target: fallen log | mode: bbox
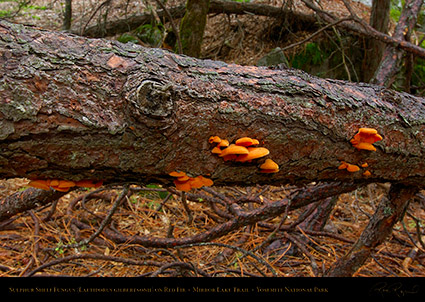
[1,20,425,188]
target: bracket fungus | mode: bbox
[259,159,279,173]
[209,135,277,173]
[169,171,214,192]
[350,128,382,151]
[28,179,103,192]
[235,147,270,163]
[338,161,360,173]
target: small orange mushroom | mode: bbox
[346,163,360,173]
[235,147,270,162]
[338,162,348,170]
[361,162,368,168]
[209,136,221,144]
[173,180,192,192]
[363,170,372,177]
[169,171,187,177]
[28,180,50,190]
[259,159,279,173]
[211,147,222,154]
[217,139,229,148]
[58,180,76,188]
[177,175,190,182]
[219,144,249,157]
[350,128,382,151]
[338,161,360,172]
[235,137,254,147]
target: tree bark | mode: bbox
[179,0,209,57]
[371,0,423,86]
[362,0,390,82]
[1,20,425,187]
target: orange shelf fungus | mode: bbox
[28,180,50,190]
[361,162,368,168]
[209,136,221,144]
[28,179,102,192]
[169,171,187,177]
[259,159,279,173]
[338,161,360,173]
[217,139,229,148]
[219,144,249,157]
[169,171,214,192]
[346,164,360,173]
[350,128,382,151]
[236,147,270,163]
[363,170,372,177]
[211,147,222,155]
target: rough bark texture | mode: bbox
[1,20,425,187]
[326,184,419,276]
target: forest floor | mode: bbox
[0,0,425,278]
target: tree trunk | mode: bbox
[371,0,423,86]
[362,0,390,82]
[179,0,209,57]
[1,20,425,187]
[62,0,72,31]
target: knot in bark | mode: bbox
[132,79,174,119]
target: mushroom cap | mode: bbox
[235,137,254,146]
[198,175,213,187]
[346,164,360,172]
[354,142,377,151]
[361,162,368,168]
[58,180,76,188]
[28,180,50,190]
[338,162,348,170]
[217,139,229,148]
[211,147,222,154]
[209,136,221,144]
[177,175,190,182]
[169,171,187,177]
[363,170,372,177]
[219,144,249,157]
[358,128,378,135]
[48,179,60,187]
[260,159,279,171]
[173,179,191,192]
[235,147,270,162]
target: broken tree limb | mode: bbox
[79,0,316,38]
[372,0,423,86]
[1,20,425,187]
[326,183,419,277]
[0,187,68,223]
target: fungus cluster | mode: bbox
[338,128,382,177]
[169,171,213,192]
[209,136,279,173]
[338,161,372,177]
[28,179,103,192]
[350,128,382,151]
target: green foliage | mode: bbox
[290,42,328,70]
[134,23,164,48]
[117,33,139,44]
